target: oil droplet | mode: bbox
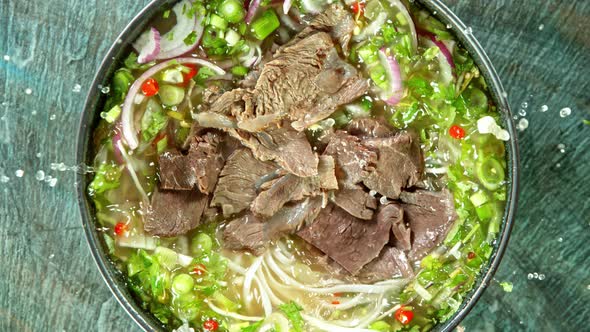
[3,55,10,61]
[517,118,529,131]
[0,175,9,183]
[15,170,24,177]
[49,114,56,121]
[538,24,545,31]
[540,105,548,112]
[36,170,45,181]
[25,88,33,95]
[101,86,111,94]
[73,84,82,93]
[559,107,571,117]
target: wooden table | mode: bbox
[1,0,588,330]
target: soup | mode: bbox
[88,0,510,331]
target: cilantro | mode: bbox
[278,301,304,332]
[123,52,155,71]
[88,162,122,195]
[195,66,217,86]
[167,32,175,41]
[499,281,513,293]
[141,100,168,142]
[382,23,397,45]
[183,31,198,46]
[241,321,263,332]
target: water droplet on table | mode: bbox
[25,88,33,95]
[101,86,111,94]
[73,84,82,93]
[517,118,529,131]
[36,152,43,158]
[538,274,546,280]
[538,24,545,31]
[557,143,566,153]
[49,114,56,121]
[557,237,563,242]
[0,175,9,183]
[464,27,473,34]
[540,105,548,112]
[518,109,527,117]
[559,107,571,117]
[15,169,24,177]
[521,102,528,109]
[527,273,534,280]
[3,55,10,61]
[36,170,45,181]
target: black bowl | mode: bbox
[76,1,519,331]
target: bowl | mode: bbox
[76,1,519,331]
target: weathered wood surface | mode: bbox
[0,0,588,331]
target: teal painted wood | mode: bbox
[0,0,588,331]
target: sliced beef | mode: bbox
[224,197,323,254]
[284,4,356,55]
[400,189,458,261]
[378,203,411,251]
[363,131,424,199]
[211,148,278,217]
[317,155,338,190]
[297,204,391,274]
[331,187,377,220]
[251,156,337,217]
[251,174,320,218]
[238,32,368,132]
[324,132,377,188]
[229,123,319,177]
[358,247,415,282]
[158,132,224,194]
[143,187,208,237]
[347,118,394,139]
[208,88,254,117]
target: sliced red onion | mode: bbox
[112,127,124,164]
[423,39,453,84]
[283,0,292,14]
[378,49,404,106]
[245,0,261,24]
[386,0,418,52]
[133,27,161,64]
[156,0,205,60]
[121,58,225,150]
[418,29,456,70]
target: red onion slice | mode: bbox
[418,29,456,69]
[245,0,261,24]
[133,27,161,64]
[378,49,404,106]
[156,0,205,60]
[121,58,225,150]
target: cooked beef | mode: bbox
[297,204,391,274]
[331,187,376,220]
[237,32,367,132]
[251,173,320,217]
[224,198,323,254]
[317,155,339,190]
[378,203,411,251]
[400,189,458,261]
[230,123,319,177]
[347,118,394,139]
[211,148,278,217]
[324,132,377,188]
[223,214,265,254]
[208,88,254,117]
[158,132,224,194]
[144,187,208,237]
[284,4,356,55]
[358,247,414,282]
[363,131,424,199]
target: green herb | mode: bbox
[499,281,513,293]
[218,0,246,23]
[163,9,171,18]
[167,32,175,41]
[183,31,198,45]
[195,66,217,86]
[241,321,263,332]
[88,162,122,195]
[278,301,304,332]
[231,65,249,77]
[124,52,155,71]
[251,9,280,40]
[141,99,168,142]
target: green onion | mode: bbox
[469,191,488,207]
[357,44,379,65]
[163,9,171,18]
[172,274,195,295]
[476,157,505,190]
[251,9,280,40]
[218,0,245,23]
[191,233,213,256]
[209,14,228,30]
[159,85,186,106]
[183,31,198,46]
[231,65,249,77]
[100,105,121,123]
[155,246,179,270]
[156,136,168,154]
[369,65,388,90]
[368,320,391,331]
[475,202,495,221]
[224,29,241,46]
[112,69,134,96]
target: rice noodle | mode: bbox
[116,141,149,203]
[302,314,376,332]
[206,301,263,322]
[256,269,283,305]
[243,256,264,303]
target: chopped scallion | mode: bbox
[251,9,280,40]
[218,0,245,23]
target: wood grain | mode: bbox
[0,0,588,331]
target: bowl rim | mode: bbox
[76,1,519,331]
